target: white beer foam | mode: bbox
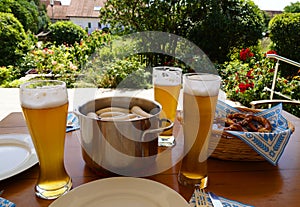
[184,74,221,96]
[20,84,68,109]
[153,67,182,86]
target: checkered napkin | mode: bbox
[215,101,293,165]
[66,112,80,132]
[0,197,15,207]
[189,191,254,207]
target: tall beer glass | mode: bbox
[178,73,221,188]
[20,80,72,199]
[153,66,182,147]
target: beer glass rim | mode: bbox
[153,66,182,72]
[183,73,221,81]
[20,80,66,90]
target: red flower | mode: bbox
[246,69,254,79]
[238,83,247,93]
[238,81,254,93]
[266,50,277,55]
[265,50,277,60]
[240,48,254,61]
[245,83,254,89]
[249,82,254,88]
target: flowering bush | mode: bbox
[76,35,151,89]
[19,44,82,87]
[220,47,300,117]
[15,30,113,87]
[239,48,254,62]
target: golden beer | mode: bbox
[153,66,182,147]
[178,73,220,188]
[20,80,72,199]
[154,84,181,136]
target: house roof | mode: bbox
[66,0,106,18]
[47,5,69,20]
[42,0,107,20]
[41,0,62,7]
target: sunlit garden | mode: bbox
[0,0,299,116]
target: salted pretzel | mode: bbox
[224,113,272,132]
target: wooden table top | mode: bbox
[0,111,299,207]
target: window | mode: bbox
[94,6,101,11]
[88,22,91,28]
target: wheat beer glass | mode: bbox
[153,66,182,147]
[19,80,72,199]
[178,73,221,188]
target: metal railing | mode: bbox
[266,54,300,101]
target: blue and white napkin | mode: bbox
[0,197,15,207]
[215,101,293,165]
[66,112,80,132]
[189,191,254,207]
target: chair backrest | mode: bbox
[265,54,300,101]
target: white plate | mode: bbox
[0,134,38,181]
[50,177,190,207]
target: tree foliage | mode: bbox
[269,13,300,76]
[48,21,88,46]
[99,0,204,36]
[0,12,31,66]
[188,0,264,63]
[0,0,42,33]
[284,1,300,13]
[100,0,265,64]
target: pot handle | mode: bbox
[141,118,173,142]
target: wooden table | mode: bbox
[0,111,299,207]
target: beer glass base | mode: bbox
[158,135,175,147]
[178,173,208,189]
[35,178,72,200]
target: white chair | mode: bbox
[250,54,300,109]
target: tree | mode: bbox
[0,0,41,33]
[188,0,264,63]
[0,12,30,66]
[99,0,204,37]
[0,0,49,33]
[284,1,300,13]
[48,21,88,46]
[100,0,265,64]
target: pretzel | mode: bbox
[224,113,272,133]
[249,115,272,132]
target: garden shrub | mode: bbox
[0,12,31,67]
[84,30,113,56]
[284,2,300,13]
[269,13,300,77]
[220,47,300,117]
[220,47,274,106]
[0,0,40,33]
[48,21,87,46]
[76,57,150,89]
[97,58,150,88]
[0,66,13,86]
[76,36,151,89]
[19,43,82,87]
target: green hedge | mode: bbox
[269,13,300,76]
[0,12,31,67]
[49,21,87,46]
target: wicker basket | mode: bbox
[209,107,295,161]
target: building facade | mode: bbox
[42,0,106,34]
